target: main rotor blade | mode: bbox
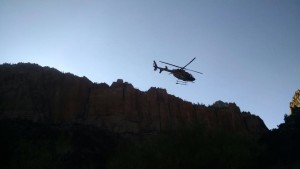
[160,59,203,74]
[185,68,203,74]
[159,61,183,69]
[182,57,196,69]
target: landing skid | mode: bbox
[176,80,194,85]
[176,80,188,85]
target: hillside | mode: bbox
[0,63,267,137]
[2,63,300,169]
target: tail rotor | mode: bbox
[153,61,158,71]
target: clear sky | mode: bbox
[1,0,299,129]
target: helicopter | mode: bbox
[153,57,203,85]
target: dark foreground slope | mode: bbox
[0,119,119,169]
[0,118,266,169]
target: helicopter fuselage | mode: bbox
[171,69,195,82]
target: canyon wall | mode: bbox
[0,63,268,137]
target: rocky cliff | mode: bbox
[290,89,300,115]
[0,63,268,137]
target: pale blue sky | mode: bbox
[1,0,299,129]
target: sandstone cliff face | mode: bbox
[0,63,268,137]
[290,89,300,115]
[0,63,91,123]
